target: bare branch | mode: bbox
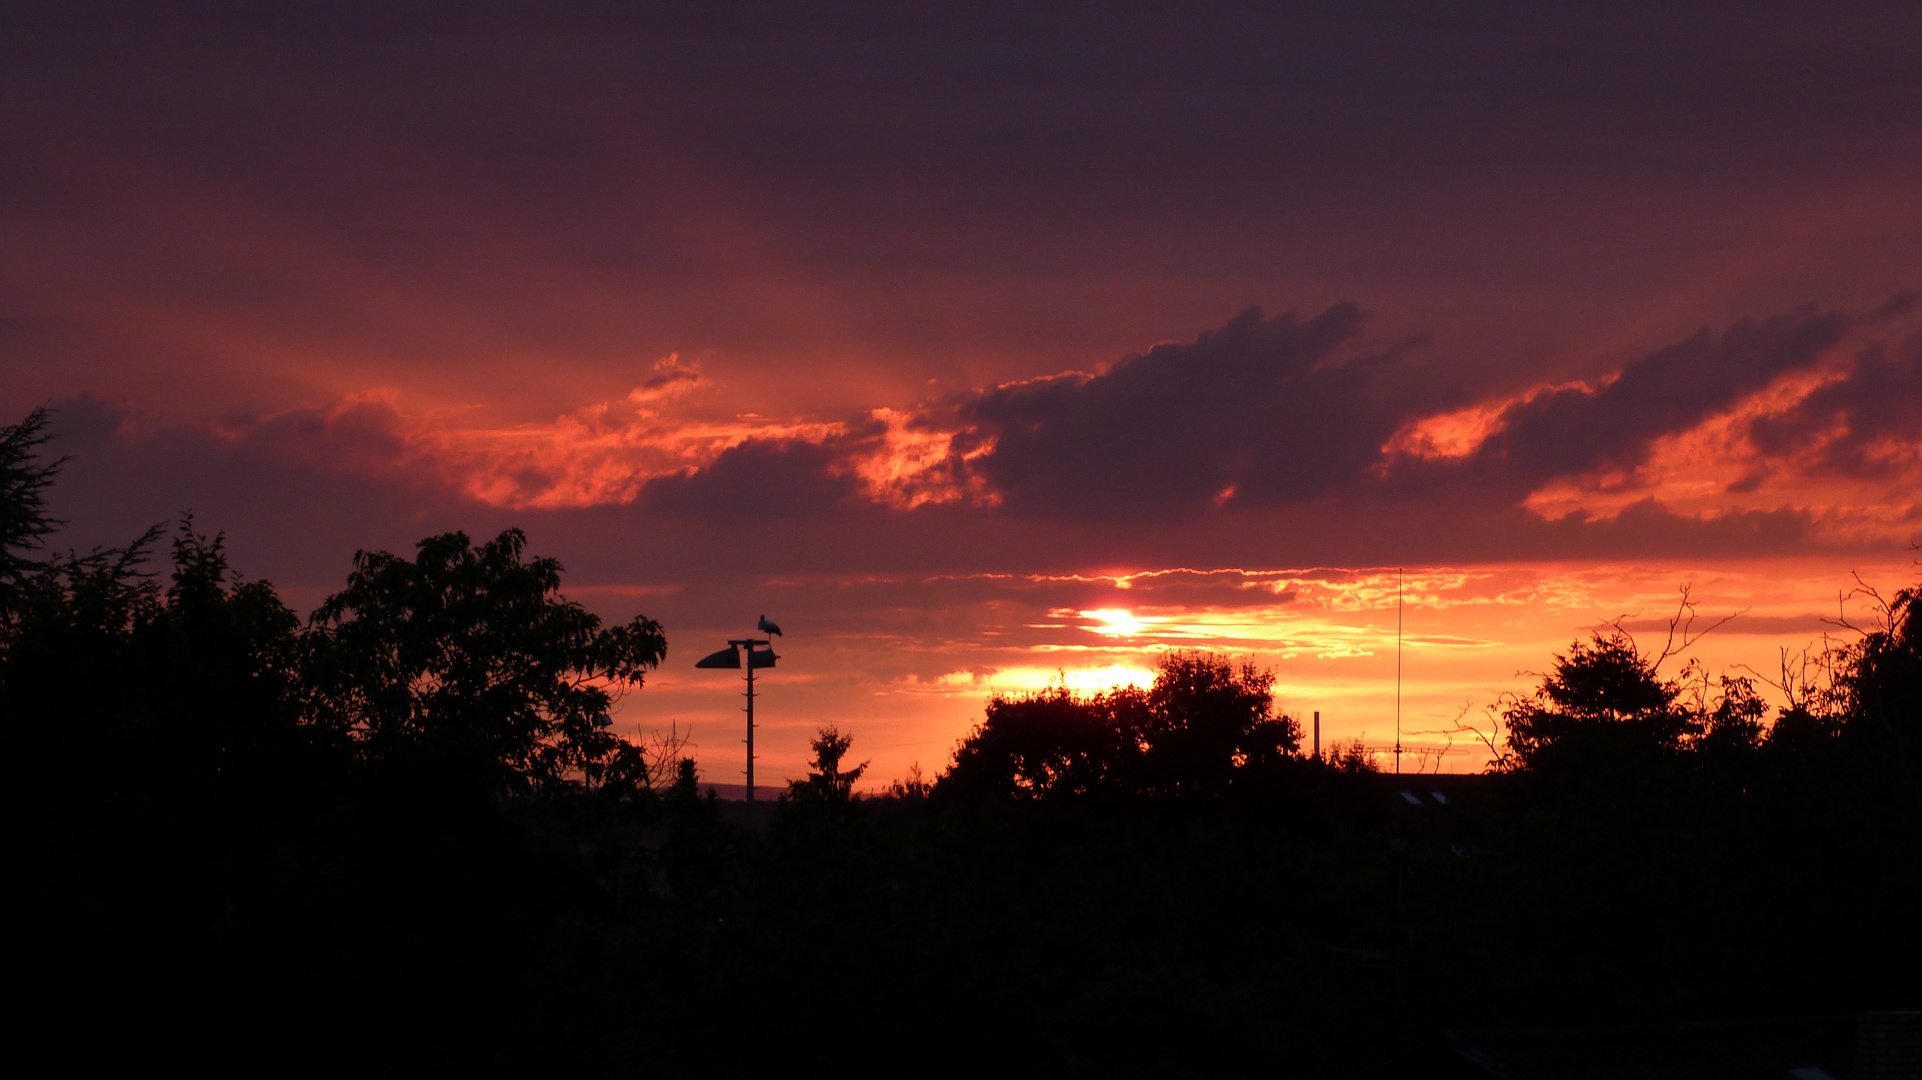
[1649,582,1747,672]
[1404,701,1506,771]
[637,722,697,789]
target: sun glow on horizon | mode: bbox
[990,664,1160,695]
[628,556,1922,784]
[1078,608,1160,637]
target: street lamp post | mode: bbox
[694,616,783,804]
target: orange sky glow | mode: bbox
[601,557,1919,786]
[8,6,1921,792]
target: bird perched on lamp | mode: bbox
[758,615,782,637]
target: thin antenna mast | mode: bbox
[1389,566,1406,1049]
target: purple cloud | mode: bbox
[959,304,1443,518]
[1749,332,1922,481]
[1453,307,1852,493]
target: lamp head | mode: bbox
[695,645,742,669]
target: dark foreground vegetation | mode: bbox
[6,408,1919,1076]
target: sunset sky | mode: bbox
[7,3,1921,785]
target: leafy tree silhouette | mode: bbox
[790,724,869,804]
[1,409,61,560]
[4,515,344,1056]
[669,755,702,800]
[1697,673,1769,755]
[942,650,1299,797]
[944,683,1152,797]
[1827,578,1921,750]
[14,395,1917,1073]
[302,529,667,798]
[1327,738,1380,774]
[1500,631,1697,770]
[1,408,67,616]
[1143,649,1299,794]
[5,520,307,826]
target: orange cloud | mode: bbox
[1382,400,1513,461]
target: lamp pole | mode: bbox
[746,638,754,803]
[695,617,782,806]
[728,635,768,804]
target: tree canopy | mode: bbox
[5,403,1919,1075]
[0,407,65,614]
[1829,580,1921,749]
[942,650,1300,799]
[303,529,668,796]
[1500,631,1695,769]
[789,724,869,805]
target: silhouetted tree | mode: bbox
[1697,673,1769,755]
[1827,577,1921,750]
[1,408,65,616]
[301,529,667,798]
[1327,738,1380,774]
[1142,650,1299,794]
[134,523,314,792]
[1761,702,1842,754]
[942,651,1299,798]
[15,384,1913,1075]
[943,684,1153,797]
[1500,631,1697,770]
[5,516,340,1048]
[671,755,701,797]
[790,724,869,804]
[885,762,932,799]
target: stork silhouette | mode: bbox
[758,614,782,637]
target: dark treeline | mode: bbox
[5,407,1918,1076]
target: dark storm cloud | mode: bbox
[940,302,1870,522]
[1445,307,1854,493]
[1748,332,1922,480]
[638,433,870,521]
[224,398,415,476]
[960,304,1441,518]
[39,396,493,590]
[1523,498,1817,560]
[22,383,1864,625]
[26,289,1903,586]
